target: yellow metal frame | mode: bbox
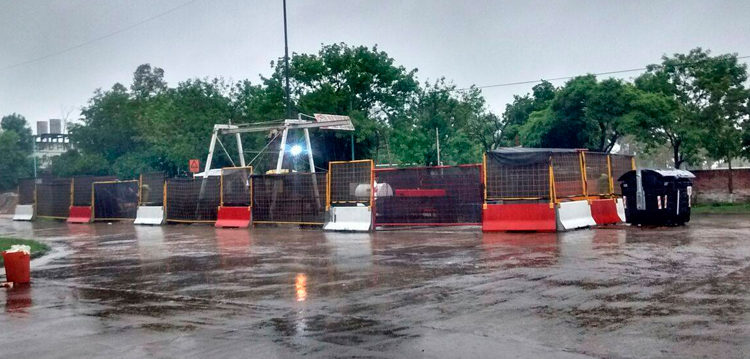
[606,155,615,196]
[36,215,68,220]
[548,159,556,208]
[326,159,374,210]
[579,151,589,201]
[631,157,636,170]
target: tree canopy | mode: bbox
[2,45,749,191]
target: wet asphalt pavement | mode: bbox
[0,215,749,358]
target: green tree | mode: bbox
[46,150,110,177]
[499,81,555,146]
[269,43,420,163]
[1,113,33,152]
[70,83,139,163]
[0,114,33,190]
[631,48,749,170]
[517,76,633,151]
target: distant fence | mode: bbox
[373,164,483,226]
[690,168,750,203]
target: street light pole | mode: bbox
[283,0,291,118]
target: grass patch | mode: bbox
[692,202,750,214]
[0,238,50,265]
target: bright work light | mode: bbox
[290,144,303,156]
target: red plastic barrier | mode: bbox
[590,199,621,225]
[482,203,557,232]
[394,189,447,197]
[215,206,251,228]
[2,251,31,284]
[67,206,92,223]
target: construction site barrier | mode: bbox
[165,177,221,223]
[93,180,139,221]
[68,175,115,223]
[36,178,71,220]
[216,167,253,228]
[616,198,627,222]
[135,172,165,225]
[584,152,612,198]
[252,172,327,225]
[556,200,596,230]
[482,203,557,232]
[325,160,373,231]
[610,154,635,196]
[67,206,93,223]
[373,164,482,227]
[589,198,621,225]
[13,178,36,221]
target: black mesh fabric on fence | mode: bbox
[252,172,327,225]
[93,181,139,220]
[71,175,116,206]
[373,165,483,226]
[36,178,71,219]
[165,177,221,222]
[140,172,165,206]
[610,154,634,195]
[17,178,35,205]
[585,152,611,197]
[328,160,373,206]
[221,167,252,207]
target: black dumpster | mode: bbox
[618,169,695,226]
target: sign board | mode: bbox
[314,113,355,131]
[189,159,200,173]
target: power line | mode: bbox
[458,55,750,91]
[0,0,201,72]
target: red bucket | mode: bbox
[2,251,31,284]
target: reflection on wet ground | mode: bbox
[1,215,749,358]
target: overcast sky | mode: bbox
[2,0,750,133]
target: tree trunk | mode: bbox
[728,158,734,194]
[673,145,682,169]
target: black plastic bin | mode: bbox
[618,169,695,226]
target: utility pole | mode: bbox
[283,0,291,118]
[435,127,441,166]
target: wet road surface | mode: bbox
[1,215,749,358]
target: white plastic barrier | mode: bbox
[324,206,372,232]
[556,200,596,231]
[12,204,34,221]
[134,206,165,225]
[616,198,627,222]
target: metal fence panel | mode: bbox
[551,152,585,199]
[17,178,35,205]
[252,172,327,225]
[584,152,611,197]
[165,177,221,223]
[139,172,165,206]
[373,165,483,226]
[328,160,373,207]
[485,155,550,201]
[36,178,71,219]
[93,181,139,220]
[610,154,635,195]
[221,167,253,207]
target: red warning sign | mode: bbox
[189,159,200,173]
